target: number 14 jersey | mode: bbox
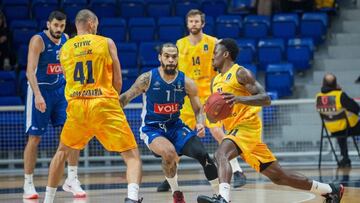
[60,34,118,101]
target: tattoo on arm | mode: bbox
[119,72,150,107]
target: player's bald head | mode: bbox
[75,9,97,25]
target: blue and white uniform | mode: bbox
[140,68,196,154]
[25,31,67,135]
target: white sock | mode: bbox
[67,165,78,180]
[24,174,34,185]
[230,158,242,173]
[219,183,231,202]
[165,174,179,194]
[43,186,57,203]
[127,183,139,201]
[310,180,332,195]
[209,178,219,194]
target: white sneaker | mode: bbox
[23,183,39,199]
[62,178,86,198]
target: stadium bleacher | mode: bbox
[0,0,335,106]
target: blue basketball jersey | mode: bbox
[36,31,67,89]
[142,68,187,125]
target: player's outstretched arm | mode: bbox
[222,68,271,107]
[185,76,205,137]
[119,71,151,108]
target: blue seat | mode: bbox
[230,0,254,15]
[215,15,242,39]
[175,0,200,16]
[265,63,294,97]
[236,39,256,64]
[0,71,17,96]
[272,13,299,40]
[243,15,271,39]
[99,18,126,43]
[242,63,257,78]
[10,20,38,30]
[139,42,162,68]
[62,0,88,22]
[158,17,185,42]
[32,0,59,21]
[117,43,138,69]
[11,28,37,48]
[300,12,328,45]
[19,70,28,99]
[287,38,314,71]
[17,44,29,68]
[262,91,278,125]
[203,16,215,36]
[258,38,285,70]
[2,0,30,23]
[89,0,117,18]
[146,0,172,18]
[128,17,156,42]
[120,0,146,19]
[0,96,22,106]
[200,0,227,17]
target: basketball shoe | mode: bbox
[62,177,86,198]
[23,182,39,199]
[322,183,344,203]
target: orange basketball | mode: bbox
[204,92,233,122]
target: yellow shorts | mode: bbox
[224,117,276,172]
[180,96,222,129]
[61,98,137,152]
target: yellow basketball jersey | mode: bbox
[60,34,118,100]
[176,34,217,98]
[212,64,261,131]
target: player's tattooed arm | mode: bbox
[119,71,151,107]
[222,68,271,107]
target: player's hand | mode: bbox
[35,94,46,113]
[221,92,237,107]
[196,123,205,138]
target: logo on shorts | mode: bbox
[47,64,63,74]
[154,103,179,114]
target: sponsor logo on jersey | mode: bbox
[204,44,208,52]
[47,64,63,74]
[152,81,161,90]
[154,103,179,114]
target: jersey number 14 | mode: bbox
[73,60,95,84]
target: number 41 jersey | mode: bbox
[60,34,119,101]
[142,68,187,125]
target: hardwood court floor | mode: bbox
[0,167,359,203]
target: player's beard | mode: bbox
[161,62,177,75]
[189,27,201,35]
[49,29,62,39]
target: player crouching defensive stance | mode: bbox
[197,38,344,203]
[120,43,219,203]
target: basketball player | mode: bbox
[23,10,85,199]
[156,9,246,193]
[197,38,344,203]
[120,43,218,203]
[43,10,142,203]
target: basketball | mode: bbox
[204,92,233,122]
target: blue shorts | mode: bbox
[140,119,196,155]
[25,85,67,136]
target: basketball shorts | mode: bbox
[180,96,222,129]
[224,117,277,172]
[25,85,67,136]
[140,119,196,155]
[61,98,137,152]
